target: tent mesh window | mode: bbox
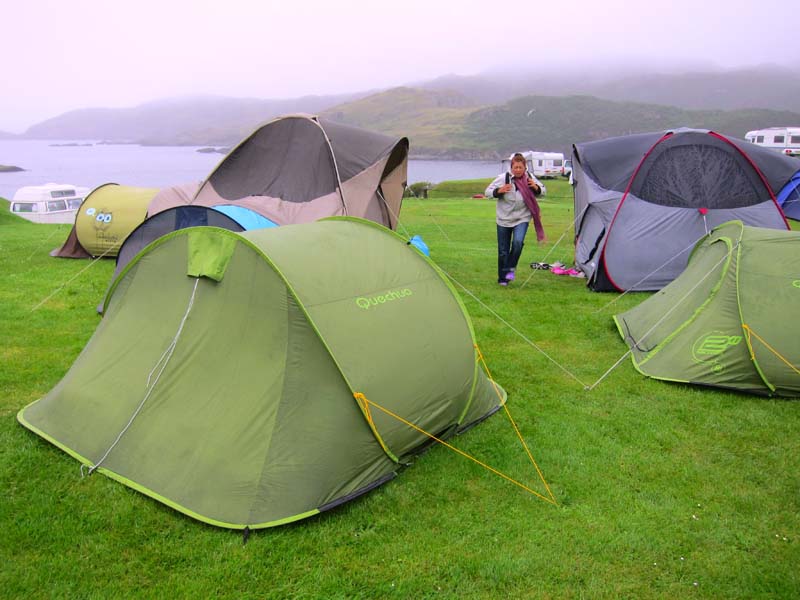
[633,141,767,209]
[784,185,800,214]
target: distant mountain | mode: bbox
[324,89,800,158]
[418,65,800,113]
[0,130,19,140]
[16,66,800,158]
[23,93,371,145]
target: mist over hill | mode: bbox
[418,65,800,113]
[23,92,371,145]
[15,66,800,158]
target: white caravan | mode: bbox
[501,151,565,179]
[744,127,800,157]
[9,183,90,224]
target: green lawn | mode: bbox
[1,182,798,599]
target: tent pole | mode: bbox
[314,118,349,216]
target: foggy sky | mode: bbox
[3,0,797,132]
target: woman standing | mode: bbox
[485,153,547,286]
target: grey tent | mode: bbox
[147,115,409,230]
[572,128,798,291]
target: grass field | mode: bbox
[1,181,798,599]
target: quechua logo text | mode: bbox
[355,288,413,310]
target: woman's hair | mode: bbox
[511,152,527,166]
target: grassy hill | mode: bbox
[323,90,800,158]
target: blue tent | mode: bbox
[778,170,800,221]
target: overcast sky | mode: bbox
[3,0,797,132]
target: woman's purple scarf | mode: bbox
[513,174,546,241]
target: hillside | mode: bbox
[420,65,800,113]
[14,65,800,157]
[323,90,800,158]
[322,87,483,155]
[23,93,371,145]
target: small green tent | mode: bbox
[18,218,505,528]
[615,220,800,396]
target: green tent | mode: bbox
[615,220,800,397]
[18,218,505,529]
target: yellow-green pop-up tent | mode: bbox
[20,218,505,529]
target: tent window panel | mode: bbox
[210,119,338,203]
[634,144,766,209]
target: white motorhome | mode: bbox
[744,127,800,157]
[501,151,565,178]
[9,183,90,224]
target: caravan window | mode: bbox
[47,200,67,212]
[12,202,37,213]
[67,198,83,209]
[791,135,800,144]
[774,135,785,143]
[50,189,76,198]
[756,135,764,143]
[553,159,563,167]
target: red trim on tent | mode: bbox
[707,131,791,230]
[598,130,790,291]
[597,132,673,292]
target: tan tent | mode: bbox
[146,182,201,212]
[148,115,409,229]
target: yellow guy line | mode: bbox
[743,324,800,375]
[353,393,395,461]
[353,388,557,505]
[475,344,557,505]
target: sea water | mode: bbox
[0,140,501,201]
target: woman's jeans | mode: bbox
[497,221,528,282]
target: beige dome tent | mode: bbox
[148,115,409,229]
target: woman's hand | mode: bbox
[498,183,513,194]
[527,178,540,193]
